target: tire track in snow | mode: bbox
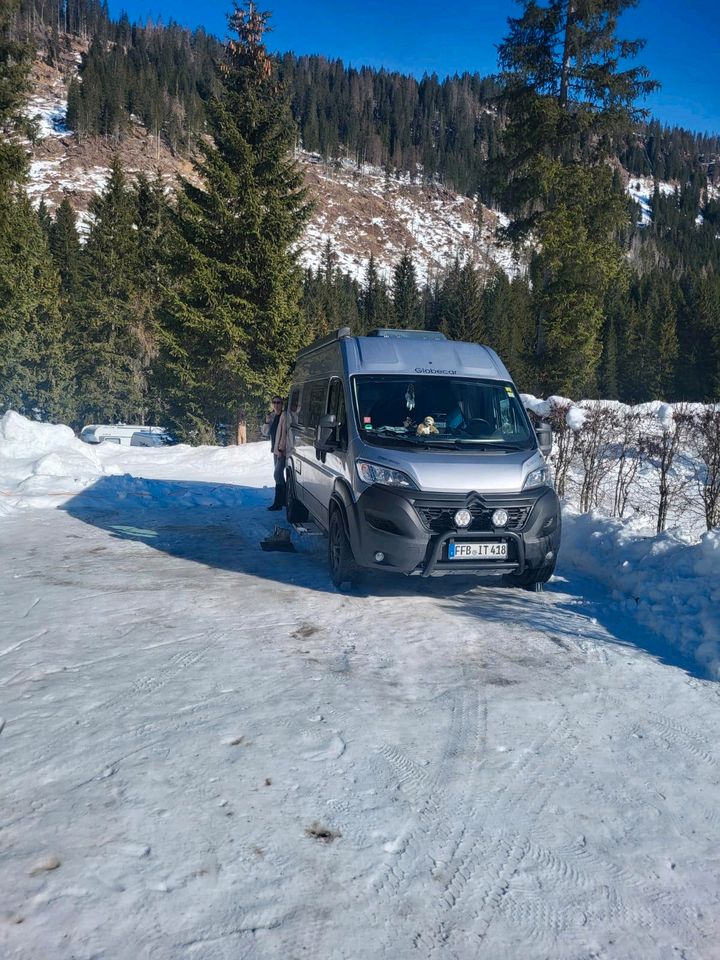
[642,711,720,768]
[413,712,579,957]
[2,641,213,826]
[371,669,487,902]
[452,701,709,960]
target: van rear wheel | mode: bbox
[328,508,358,590]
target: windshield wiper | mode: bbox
[429,439,525,451]
[369,428,430,448]
[472,441,525,451]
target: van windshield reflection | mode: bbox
[352,376,534,450]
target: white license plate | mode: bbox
[448,541,508,560]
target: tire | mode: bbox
[505,559,555,592]
[328,506,358,590]
[286,472,309,524]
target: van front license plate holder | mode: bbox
[448,541,508,560]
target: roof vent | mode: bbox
[367,328,447,340]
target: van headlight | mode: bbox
[356,460,416,489]
[523,466,549,490]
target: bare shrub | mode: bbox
[642,405,693,534]
[544,401,576,499]
[689,408,720,531]
[574,405,621,512]
[612,411,648,519]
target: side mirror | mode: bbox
[535,420,552,457]
[315,413,338,453]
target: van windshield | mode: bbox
[352,376,535,450]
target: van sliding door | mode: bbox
[296,378,330,525]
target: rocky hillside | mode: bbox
[23,43,522,282]
[26,43,706,285]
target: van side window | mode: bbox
[306,380,329,429]
[327,379,347,448]
[288,387,302,426]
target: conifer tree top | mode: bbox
[226,2,273,84]
[497,0,659,153]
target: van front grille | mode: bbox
[413,501,531,533]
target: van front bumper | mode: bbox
[346,485,561,578]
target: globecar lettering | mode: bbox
[415,367,457,375]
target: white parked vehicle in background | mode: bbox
[79,424,173,447]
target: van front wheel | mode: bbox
[505,560,555,592]
[328,508,358,590]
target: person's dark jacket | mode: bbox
[269,413,280,449]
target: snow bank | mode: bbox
[522,393,719,424]
[0,410,107,511]
[561,507,720,677]
[0,410,78,457]
[0,411,274,517]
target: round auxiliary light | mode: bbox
[454,509,472,528]
[374,551,385,563]
[492,508,509,528]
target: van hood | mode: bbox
[359,444,545,495]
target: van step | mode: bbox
[292,521,324,536]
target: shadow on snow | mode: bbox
[61,474,708,680]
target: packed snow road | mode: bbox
[2,442,720,959]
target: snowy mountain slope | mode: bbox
[2,414,720,959]
[23,63,518,279]
[22,48,518,277]
[23,43,195,231]
[23,47,514,276]
[299,153,520,284]
[25,47,713,282]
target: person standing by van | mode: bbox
[267,396,287,511]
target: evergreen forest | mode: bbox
[1,0,719,440]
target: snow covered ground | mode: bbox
[2,412,720,959]
[626,177,677,226]
[24,93,68,139]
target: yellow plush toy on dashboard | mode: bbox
[416,416,439,436]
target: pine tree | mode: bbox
[48,196,81,294]
[600,316,619,399]
[0,0,31,192]
[439,261,485,344]
[0,0,71,423]
[74,156,149,423]
[157,2,312,440]
[392,252,421,329]
[0,194,72,422]
[359,253,391,333]
[483,271,535,390]
[36,198,52,234]
[496,0,657,396]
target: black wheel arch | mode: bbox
[330,478,359,544]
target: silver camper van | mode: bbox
[285,328,560,589]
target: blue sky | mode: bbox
[108,0,720,136]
